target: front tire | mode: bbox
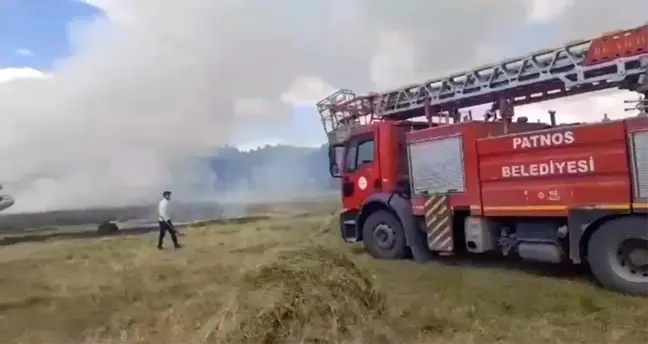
[587,216,648,295]
[362,210,408,259]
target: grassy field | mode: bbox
[0,204,646,343]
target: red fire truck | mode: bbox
[316,23,648,295]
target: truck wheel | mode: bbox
[362,210,408,259]
[587,216,648,295]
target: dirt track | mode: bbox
[0,193,340,232]
[0,196,339,248]
[0,202,228,231]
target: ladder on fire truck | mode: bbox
[316,23,648,143]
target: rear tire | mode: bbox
[587,216,648,295]
[362,210,408,259]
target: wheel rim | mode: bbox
[372,223,396,250]
[610,238,648,283]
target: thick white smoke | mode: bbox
[0,0,645,212]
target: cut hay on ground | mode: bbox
[0,207,646,343]
[227,247,388,344]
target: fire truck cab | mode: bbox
[318,24,648,295]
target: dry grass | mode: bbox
[0,205,646,344]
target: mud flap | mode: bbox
[423,194,453,252]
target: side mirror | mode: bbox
[329,163,341,178]
[328,144,343,178]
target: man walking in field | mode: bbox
[157,190,182,250]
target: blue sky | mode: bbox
[0,0,100,69]
[0,0,325,149]
[0,1,562,150]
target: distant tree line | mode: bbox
[207,144,338,192]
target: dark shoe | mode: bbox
[174,244,183,249]
[157,246,164,250]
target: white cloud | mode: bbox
[15,48,34,57]
[281,76,336,106]
[0,67,47,83]
[0,0,645,212]
[526,0,575,22]
[516,90,641,124]
[370,30,417,90]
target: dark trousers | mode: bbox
[158,220,180,248]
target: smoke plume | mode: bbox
[0,0,645,212]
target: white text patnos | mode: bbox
[512,131,575,149]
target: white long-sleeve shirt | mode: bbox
[158,198,171,222]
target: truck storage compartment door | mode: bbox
[407,135,466,196]
[407,135,466,252]
[630,129,648,208]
